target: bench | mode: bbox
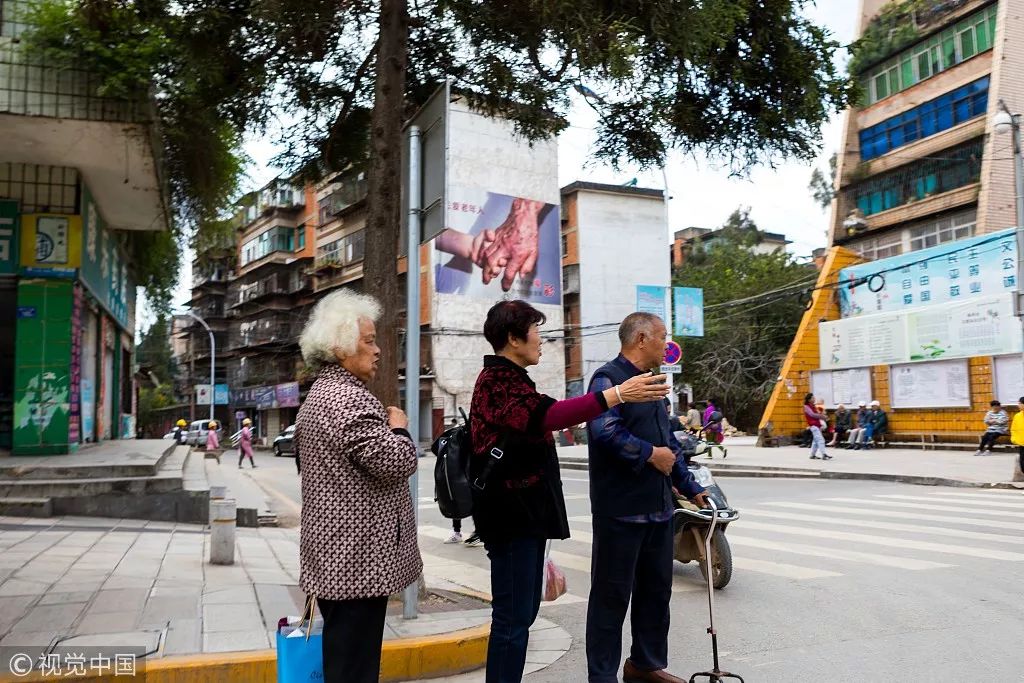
[880,431,1013,452]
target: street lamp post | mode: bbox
[993,100,1024,394]
[186,311,215,423]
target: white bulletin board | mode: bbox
[889,359,970,408]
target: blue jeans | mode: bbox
[809,425,827,457]
[485,536,546,683]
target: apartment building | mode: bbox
[180,235,235,427]
[1,4,169,453]
[560,181,669,397]
[670,226,791,268]
[831,0,1016,257]
[223,179,317,440]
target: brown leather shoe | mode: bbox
[623,659,686,683]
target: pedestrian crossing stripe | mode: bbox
[731,557,841,580]
[740,507,1024,546]
[823,497,1024,519]
[738,520,1024,562]
[876,494,1024,509]
[918,489,1024,499]
[725,534,952,570]
[764,501,1024,531]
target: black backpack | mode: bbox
[430,409,505,519]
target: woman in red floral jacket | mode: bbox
[471,300,669,683]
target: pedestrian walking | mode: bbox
[469,300,670,683]
[804,393,831,460]
[238,418,257,468]
[974,399,1009,456]
[205,421,220,450]
[703,398,723,443]
[585,312,708,683]
[293,289,421,683]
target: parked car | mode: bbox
[274,425,296,457]
[186,420,222,447]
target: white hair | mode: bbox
[300,289,381,371]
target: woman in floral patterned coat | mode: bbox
[294,289,422,683]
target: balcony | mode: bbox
[231,272,291,307]
[314,230,366,272]
[0,39,168,231]
[230,320,295,350]
[229,360,296,387]
[318,174,367,226]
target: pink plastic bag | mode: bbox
[542,557,567,602]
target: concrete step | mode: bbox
[0,445,208,524]
[0,474,184,498]
[0,441,176,480]
[0,496,53,517]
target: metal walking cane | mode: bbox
[689,498,744,683]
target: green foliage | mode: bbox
[845,0,960,76]
[137,384,176,437]
[21,0,253,223]
[808,152,837,210]
[136,314,175,384]
[127,231,180,310]
[673,214,813,430]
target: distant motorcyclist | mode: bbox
[173,419,187,444]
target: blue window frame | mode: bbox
[858,77,989,161]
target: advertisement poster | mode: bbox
[637,285,670,322]
[69,285,82,445]
[673,287,704,337]
[35,216,69,264]
[434,188,561,305]
[838,228,1017,317]
[276,382,300,408]
[214,384,229,406]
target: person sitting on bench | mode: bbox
[974,399,1009,456]
[854,400,887,450]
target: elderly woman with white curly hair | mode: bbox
[294,289,422,683]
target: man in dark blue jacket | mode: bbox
[586,312,708,683]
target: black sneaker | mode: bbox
[822,454,833,460]
[464,532,482,547]
[810,454,821,459]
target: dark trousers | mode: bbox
[979,432,1003,451]
[316,595,389,683]
[238,449,255,467]
[586,517,673,683]
[1018,446,1024,473]
[484,536,546,683]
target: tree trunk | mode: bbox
[363,0,408,407]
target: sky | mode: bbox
[151,0,860,329]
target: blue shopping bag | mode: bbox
[276,629,323,683]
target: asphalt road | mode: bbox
[250,453,1024,681]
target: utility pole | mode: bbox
[186,312,215,422]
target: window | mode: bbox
[853,138,983,217]
[860,4,998,106]
[908,210,976,252]
[858,77,989,161]
[240,225,296,266]
[297,228,305,250]
[855,232,903,261]
[316,229,366,268]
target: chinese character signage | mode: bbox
[433,188,561,305]
[78,186,133,331]
[820,292,1021,369]
[0,199,19,275]
[838,228,1017,317]
[276,382,300,407]
[673,287,704,337]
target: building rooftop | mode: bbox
[560,180,664,199]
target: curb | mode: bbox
[560,456,1023,489]
[0,624,491,683]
